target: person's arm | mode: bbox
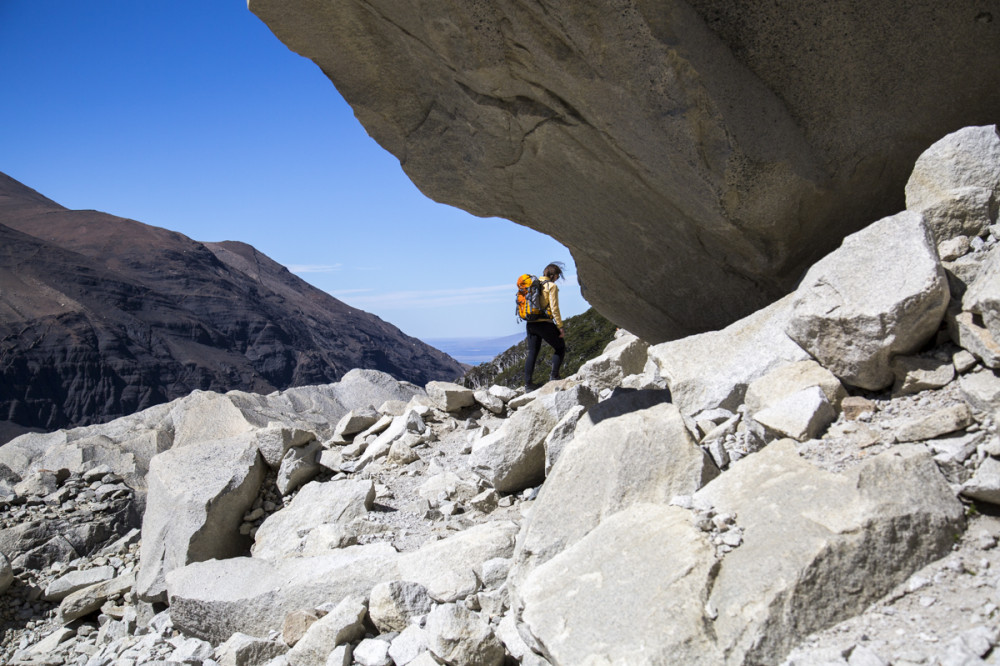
[549,283,563,331]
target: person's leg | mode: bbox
[538,322,566,380]
[523,324,543,387]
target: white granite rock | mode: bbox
[252,479,374,560]
[649,294,811,415]
[137,437,265,602]
[424,603,504,666]
[426,381,476,412]
[752,385,836,442]
[786,211,950,390]
[287,596,367,666]
[368,580,433,633]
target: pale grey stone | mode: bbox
[283,610,320,648]
[469,489,499,513]
[695,441,964,665]
[27,627,75,655]
[470,399,559,493]
[425,604,504,666]
[473,390,504,415]
[847,644,889,666]
[14,469,60,497]
[333,408,380,439]
[276,440,322,495]
[386,439,420,465]
[287,596,367,666]
[426,381,476,412]
[961,457,1000,506]
[650,294,811,415]
[298,523,358,555]
[706,439,730,469]
[417,471,479,505]
[521,503,719,664]
[542,405,586,476]
[939,235,972,261]
[954,349,979,374]
[0,551,12,595]
[216,632,287,666]
[700,414,740,445]
[324,645,351,666]
[378,400,409,416]
[745,360,846,416]
[167,544,399,643]
[946,252,992,300]
[59,572,135,624]
[509,399,718,595]
[495,614,534,663]
[253,479,374,560]
[369,581,433,633]
[752,386,836,442]
[137,437,265,602]
[398,522,518,603]
[906,125,1000,243]
[575,332,650,391]
[947,308,1000,369]
[487,386,518,404]
[356,415,393,440]
[253,426,316,470]
[891,355,957,396]
[506,392,536,410]
[317,448,344,473]
[786,211,950,390]
[353,638,392,666]
[961,369,1000,412]
[388,625,430,666]
[402,652,440,666]
[476,558,511,590]
[964,246,1000,342]
[352,411,425,471]
[169,635,215,663]
[929,432,982,465]
[44,565,116,602]
[895,403,976,442]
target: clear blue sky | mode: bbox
[0,1,588,341]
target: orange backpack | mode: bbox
[516,274,549,322]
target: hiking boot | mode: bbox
[525,382,541,392]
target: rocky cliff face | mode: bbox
[248,0,1000,342]
[0,173,463,438]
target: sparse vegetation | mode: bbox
[460,307,618,389]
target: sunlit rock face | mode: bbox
[250,0,1000,342]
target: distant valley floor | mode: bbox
[424,333,525,365]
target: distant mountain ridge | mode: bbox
[0,171,463,439]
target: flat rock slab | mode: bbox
[509,398,718,594]
[520,441,965,666]
[137,436,265,602]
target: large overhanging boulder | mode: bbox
[248,0,1000,342]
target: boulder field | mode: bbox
[2,126,1000,664]
[247,1,1000,342]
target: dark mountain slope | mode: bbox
[0,172,462,436]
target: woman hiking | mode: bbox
[523,262,566,391]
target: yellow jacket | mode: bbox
[540,277,563,328]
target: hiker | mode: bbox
[523,262,566,391]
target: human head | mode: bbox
[543,262,565,281]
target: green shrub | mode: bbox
[461,308,618,389]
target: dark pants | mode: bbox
[524,321,566,384]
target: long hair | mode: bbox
[543,262,565,281]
